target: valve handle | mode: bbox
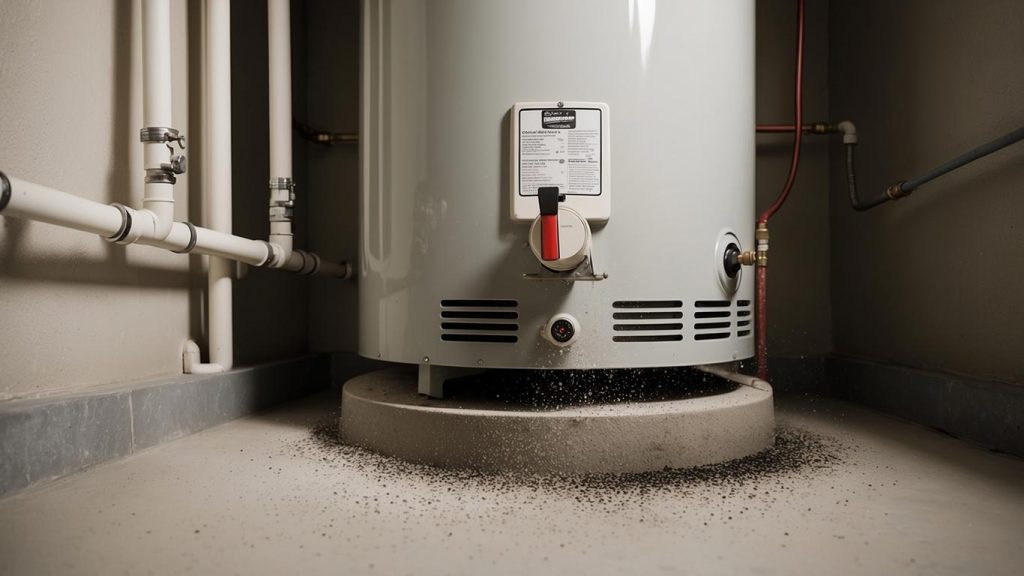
[538,187,560,261]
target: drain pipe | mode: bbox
[0,173,354,275]
[267,0,295,266]
[200,0,234,373]
[140,0,181,241]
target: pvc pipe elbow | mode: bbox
[837,120,858,145]
[182,340,226,374]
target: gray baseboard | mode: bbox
[826,356,1024,457]
[0,355,334,499]
[4,352,1018,498]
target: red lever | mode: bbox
[541,214,560,261]
[538,187,561,261]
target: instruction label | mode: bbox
[518,108,602,196]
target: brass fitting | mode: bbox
[885,180,912,200]
[755,223,770,241]
[737,251,757,266]
[808,122,834,135]
[755,223,769,267]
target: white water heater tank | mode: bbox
[359,0,756,389]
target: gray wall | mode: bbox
[304,0,360,354]
[829,0,1024,383]
[230,0,310,365]
[756,0,833,357]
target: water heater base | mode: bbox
[340,367,774,474]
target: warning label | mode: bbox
[519,108,602,196]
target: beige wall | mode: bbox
[829,0,1024,383]
[755,0,833,357]
[0,0,312,399]
[0,0,195,399]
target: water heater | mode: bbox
[359,0,756,396]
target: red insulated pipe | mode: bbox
[760,0,805,225]
[756,0,805,381]
[756,124,813,133]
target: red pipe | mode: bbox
[756,124,812,133]
[756,266,768,378]
[756,0,805,381]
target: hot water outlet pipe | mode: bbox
[750,0,806,381]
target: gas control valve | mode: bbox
[528,187,591,272]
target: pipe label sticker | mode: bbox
[518,107,602,197]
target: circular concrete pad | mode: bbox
[341,368,774,474]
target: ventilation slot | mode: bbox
[694,300,731,308]
[612,311,682,320]
[611,300,684,343]
[736,300,752,337]
[692,300,732,341]
[694,321,730,330]
[440,300,519,344]
[613,300,683,309]
[614,323,684,332]
[693,330,731,340]
[694,311,730,319]
[613,334,684,343]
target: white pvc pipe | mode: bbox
[1,177,124,236]
[268,0,294,256]
[141,0,175,239]
[206,0,234,370]
[268,0,292,178]
[182,340,225,374]
[2,174,269,265]
[0,173,353,275]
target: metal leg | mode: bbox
[417,364,483,399]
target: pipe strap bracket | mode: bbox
[140,126,185,147]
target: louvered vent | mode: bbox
[440,299,519,343]
[736,299,752,338]
[692,300,732,341]
[611,300,683,342]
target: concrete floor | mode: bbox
[0,390,1022,575]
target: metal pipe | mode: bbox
[902,126,1024,194]
[293,118,359,145]
[848,125,1024,211]
[844,144,888,211]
